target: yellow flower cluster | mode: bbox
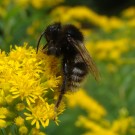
[122,7,135,28]
[122,7,135,18]
[86,39,129,62]
[111,116,135,134]
[67,89,106,119]
[51,6,124,32]
[86,37,135,74]
[0,43,64,133]
[71,90,135,135]
[76,116,115,135]
[76,115,135,135]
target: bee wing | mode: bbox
[68,37,100,81]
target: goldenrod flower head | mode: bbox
[25,99,56,129]
[86,39,129,62]
[16,103,26,111]
[19,125,28,135]
[111,117,134,134]
[0,119,7,128]
[76,104,134,135]
[5,94,14,104]
[122,7,135,18]
[0,43,65,132]
[0,107,9,128]
[0,107,10,116]
[76,116,116,135]
[15,116,24,126]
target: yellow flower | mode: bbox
[9,73,44,105]
[4,43,61,105]
[76,116,116,135]
[15,116,24,126]
[51,6,124,31]
[0,107,9,128]
[111,117,135,134]
[86,39,129,62]
[127,18,135,27]
[109,17,123,30]
[75,102,134,135]
[122,7,135,18]
[0,43,65,131]
[0,119,7,128]
[5,94,14,104]
[24,99,64,129]
[0,107,10,116]
[16,103,26,111]
[76,115,135,135]
[19,126,28,135]
[45,76,62,88]
[67,89,106,119]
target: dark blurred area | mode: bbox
[65,0,135,16]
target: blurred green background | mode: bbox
[0,0,135,134]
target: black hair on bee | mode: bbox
[37,22,100,108]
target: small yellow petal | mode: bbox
[26,116,33,120]
[24,112,31,116]
[40,119,46,128]
[12,91,20,94]
[29,97,35,103]
[26,98,31,105]
[36,120,40,129]
[31,119,37,125]
[45,119,49,127]
[12,95,20,99]
[19,126,28,134]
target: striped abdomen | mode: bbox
[68,54,89,91]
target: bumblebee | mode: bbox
[37,22,100,108]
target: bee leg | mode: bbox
[55,58,68,108]
[42,44,47,50]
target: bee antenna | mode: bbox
[36,32,45,54]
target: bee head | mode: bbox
[37,22,61,54]
[64,25,84,42]
[45,22,62,57]
[45,22,61,42]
